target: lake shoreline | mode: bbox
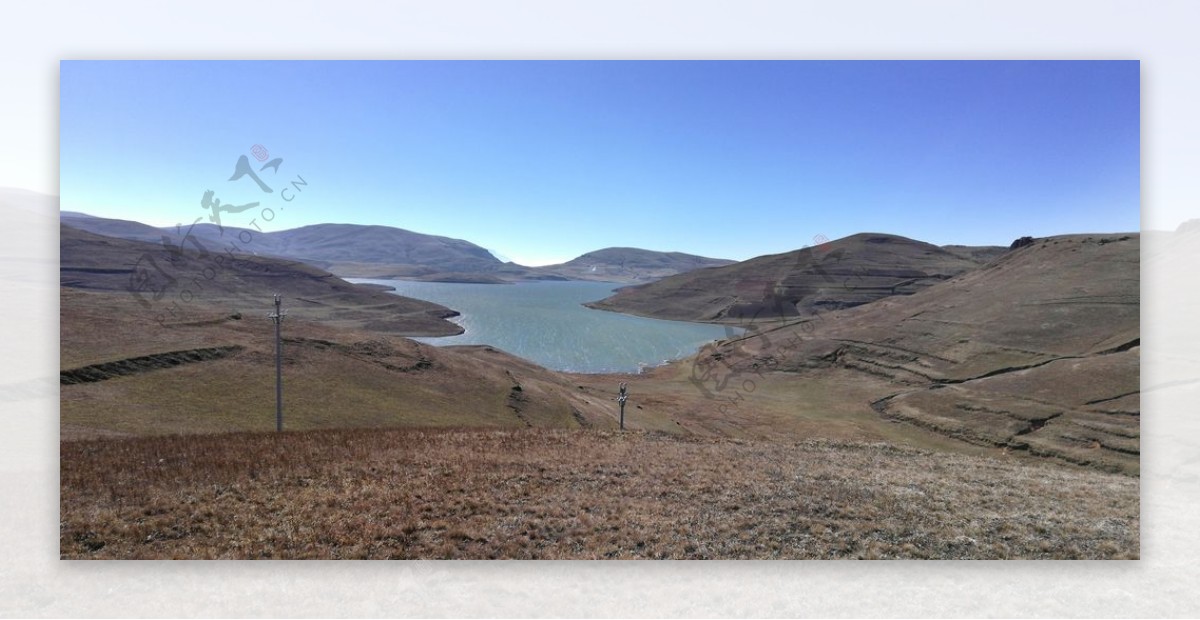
[349,278,737,374]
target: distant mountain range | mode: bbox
[538,247,735,282]
[58,212,732,284]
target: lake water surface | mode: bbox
[351,279,734,373]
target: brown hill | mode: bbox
[58,220,995,455]
[60,224,631,439]
[58,213,728,284]
[59,296,628,440]
[56,211,1141,559]
[267,223,505,275]
[60,223,463,337]
[58,212,521,279]
[58,213,1140,475]
[59,293,620,438]
[587,233,997,322]
[59,211,170,242]
[691,233,1139,473]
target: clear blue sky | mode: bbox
[60,60,1139,265]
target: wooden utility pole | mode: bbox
[268,293,286,432]
[618,382,628,430]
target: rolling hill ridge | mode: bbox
[588,233,1002,322]
[59,223,463,337]
[693,233,1139,473]
[535,247,734,283]
[59,212,731,283]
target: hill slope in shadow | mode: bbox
[587,233,999,322]
[60,223,463,337]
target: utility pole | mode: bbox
[618,382,628,430]
[268,293,286,432]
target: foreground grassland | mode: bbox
[61,428,1138,560]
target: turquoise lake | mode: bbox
[351,279,736,374]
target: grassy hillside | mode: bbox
[60,223,463,337]
[690,233,1140,473]
[587,233,995,322]
[59,225,1140,475]
[58,226,1140,560]
[60,224,635,439]
[60,287,628,439]
[60,428,1138,559]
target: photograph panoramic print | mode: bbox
[57,60,1140,559]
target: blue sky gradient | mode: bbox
[60,60,1139,265]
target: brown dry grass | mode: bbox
[61,428,1138,560]
[60,288,628,438]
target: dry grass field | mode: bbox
[60,428,1138,560]
[58,225,1140,560]
[681,234,1141,475]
